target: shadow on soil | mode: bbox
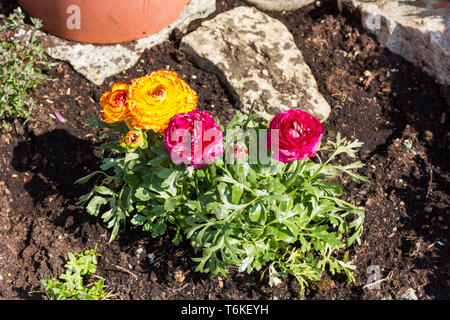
[11,129,100,204]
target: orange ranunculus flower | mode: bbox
[124,129,144,148]
[127,70,197,134]
[100,83,131,123]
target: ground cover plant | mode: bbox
[40,246,114,300]
[0,7,56,130]
[77,70,368,296]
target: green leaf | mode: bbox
[231,185,244,205]
[266,225,295,243]
[151,220,167,238]
[135,187,151,201]
[131,214,147,226]
[156,168,173,179]
[124,152,140,163]
[74,171,104,185]
[239,256,254,273]
[100,158,121,171]
[161,170,180,196]
[94,186,116,196]
[249,203,262,223]
[86,196,108,216]
[123,173,141,188]
[164,197,178,212]
[76,191,94,206]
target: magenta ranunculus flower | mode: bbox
[164,110,224,169]
[267,109,323,163]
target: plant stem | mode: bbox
[209,165,216,182]
[285,160,304,189]
[289,155,329,195]
[243,100,257,131]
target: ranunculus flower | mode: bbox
[124,129,144,148]
[164,110,224,169]
[234,144,248,163]
[100,83,131,123]
[267,110,323,163]
[128,70,197,134]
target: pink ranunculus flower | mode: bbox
[234,144,248,163]
[164,110,224,169]
[267,109,323,163]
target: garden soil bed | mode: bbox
[0,0,448,300]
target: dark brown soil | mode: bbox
[0,0,448,300]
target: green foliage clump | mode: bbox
[0,7,56,130]
[77,112,368,297]
[40,246,114,300]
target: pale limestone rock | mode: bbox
[400,288,419,300]
[38,0,216,85]
[180,6,331,121]
[338,0,449,85]
[244,0,316,11]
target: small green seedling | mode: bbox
[40,245,115,300]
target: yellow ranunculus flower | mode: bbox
[127,70,197,134]
[100,83,131,123]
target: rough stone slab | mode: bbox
[180,6,331,121]
[37,0,216,85]
[244,0,316,11]
[338,0,449,85]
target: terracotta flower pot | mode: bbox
[18,0,191,44]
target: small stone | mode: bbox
[136,248,144,255]
[175,271,186,283]
[424,207,433,213]
[400,288,418,300]
[147,253,155,263]
[244,0,316,11]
